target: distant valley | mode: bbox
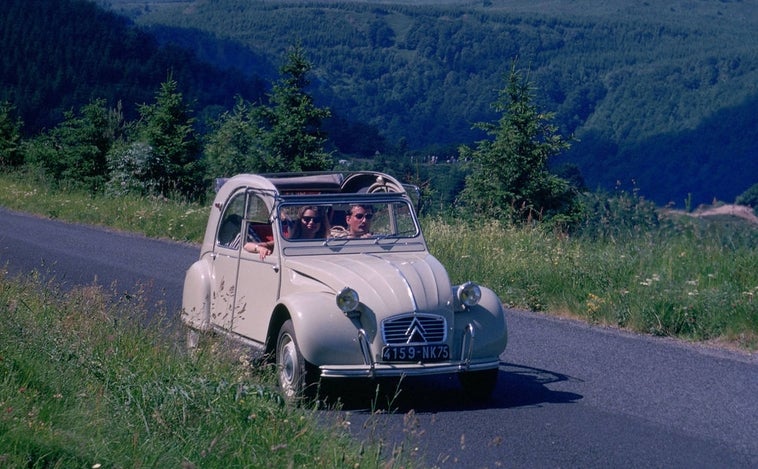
[4,0,756,206]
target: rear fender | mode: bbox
[182,260,212,331]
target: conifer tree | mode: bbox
[134,75,203,199]
[203,97,270,178]
[0,101,23,167]
[24,99,122,192]
[458,63,577,224]
[260,44,332,172]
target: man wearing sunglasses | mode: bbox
[346,204,374,238]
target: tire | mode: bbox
[458,369,498,401]
[276,320,316,402]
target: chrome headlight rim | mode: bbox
[457,281,481,308]
[336,287,360,313]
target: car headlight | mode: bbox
[457,281,481,308]
[336,287,360,314]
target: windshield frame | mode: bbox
[274,193,425,255]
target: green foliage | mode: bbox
[458,64,576,224]
[736,183,758,211]
[203,46,332,177]
[125,0,758,205]
[0,101,23,167]
[572,186,660,240]
[23,99,124,193]
[132,76,204,199]
[260,44,333,172]
[105,141,160,197]
[0,0,264,134]
[203,97,270,179]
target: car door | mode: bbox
[211,190,247,331]
[232,192,281,345]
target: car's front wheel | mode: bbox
[276,320,316,402]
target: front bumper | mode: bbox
[320,359,501,378]
[319,324,500,378]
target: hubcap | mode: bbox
[279,335,297,395]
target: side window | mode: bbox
[245,195,269,223]
[245,195,274,243]
[217,193,246,248]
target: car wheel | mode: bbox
[458,369,498,400]
[276,320,315,402]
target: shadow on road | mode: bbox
[317,361,583,413]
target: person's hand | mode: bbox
[255,244,271,260]
[244,242,271,260]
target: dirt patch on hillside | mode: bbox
[692,204,758,224]
[663,204,758,225]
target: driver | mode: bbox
[345,204,373,238]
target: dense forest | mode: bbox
[2,0,756,206]
[0,0,267,132]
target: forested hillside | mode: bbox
[104,0,757,206]
[0,0,266,132]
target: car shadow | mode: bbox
[316,361,583,413]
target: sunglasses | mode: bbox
[352,212,373,220]
[301,216,321,223]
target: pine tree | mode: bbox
[23,99,123,192]
[458,63,577,224]
[0,101,23,167]
[203,97,270,179]
[134,76,203,199]
[260,44,332,172]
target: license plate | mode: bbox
[381,344,450,362]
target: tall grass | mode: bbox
[0,271,401,467]
[426,218,757,349]
[0,171,207,243]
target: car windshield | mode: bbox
[278,199,420,242]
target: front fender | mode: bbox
[453,285,508,359]
[182,259,212,331]
[278,292,370,367]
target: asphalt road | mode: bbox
[2,207,756,468]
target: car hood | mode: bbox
[284,252,452,313]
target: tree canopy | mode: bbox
[458,64,577,225]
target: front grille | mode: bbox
[381,313,447,345]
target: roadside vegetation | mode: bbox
[0,270,408,468]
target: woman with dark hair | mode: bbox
[290,206,330,239]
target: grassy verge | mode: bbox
[426,219,757,350]
[0,171,208,243]
[0,271,400,467]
